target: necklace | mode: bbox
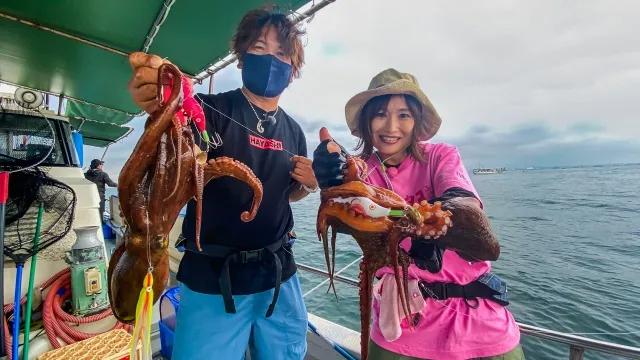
[240,89,279,133]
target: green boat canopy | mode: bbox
[0,0,312,146]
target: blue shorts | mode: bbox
[171,274,308,360]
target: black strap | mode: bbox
[264,247,282,317]
[188,236,287,317]
[418,273,509,306]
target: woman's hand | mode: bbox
[312,128,348,189]
[127,52,172,114]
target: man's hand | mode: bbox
[290,156,318,190]
[127,52,172,114]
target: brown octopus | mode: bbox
[108,60,263,323]
[317,154,452,360]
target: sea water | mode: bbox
[292,164,640,360]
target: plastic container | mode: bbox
[159,286,181,359]
[159,321,174,359]
[102,223,114,240]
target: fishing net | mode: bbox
[3,168,76,263]
[0,105,78,261]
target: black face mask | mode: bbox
[241,53,292,98]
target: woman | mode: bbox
[312,69,524,360]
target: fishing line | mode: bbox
[194,93,298,158]
[304,255,363,298]
[194,94,314,204]
[195,93,406,183]
[364,150,409,180]
[144,192,152,272]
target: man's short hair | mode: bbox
[231,8,306,78]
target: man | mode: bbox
[84,159,117,220]
[127,8,317,360]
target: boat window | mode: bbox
[0,111,70,168]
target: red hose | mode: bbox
[3,267,131,359]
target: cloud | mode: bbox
[280,0,640,141]
[441,122,640,169]
[86,0,640,176]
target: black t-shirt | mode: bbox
[176,89,307,295]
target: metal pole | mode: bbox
[570,345,585,360]
[208,74,214,94]
[100,144,110,161]
[22,204,44,360]
[303,256,362,297]
[517,323,640,358]
[0,171,9,357]
[57,94,64,115]
[194,0,338,81]
[296,263,359,287]
[142,0,176,52]
[11,263,23,359]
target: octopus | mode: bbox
[317,155,452,360]
[108,58,263,323]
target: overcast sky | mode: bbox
[75,0,640,175]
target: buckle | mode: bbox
[239,249,262,263]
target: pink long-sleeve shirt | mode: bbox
[366,142,520,360]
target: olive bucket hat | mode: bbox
[345,68,442,141]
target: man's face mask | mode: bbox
[241,53,292,98]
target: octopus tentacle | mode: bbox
[416,201,453,238]
[118,64,182,224]
[204,157,263,222]
[193,138,205,251]
[148,131,168,233]
[359,262,374,360]
[330,225,338,297]
[164,127,196,207]
[388,227,412,322]
[162,68,185,203]
[166,123,183,200]
[317,204,335,294]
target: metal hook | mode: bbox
[208,131,223,149]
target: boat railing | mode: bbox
[296,263,640,360]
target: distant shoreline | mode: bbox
[470,162,640,172]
